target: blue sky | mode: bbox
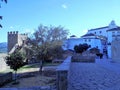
[1,0,120,42]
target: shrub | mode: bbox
[74,43,90,54]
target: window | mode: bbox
[89,39,91,42]
[112,32,115,36]
[112,32,115,34]
[85,39,87,42]
[117,31,120,35]
[95,32,96,34]
[99,31,102,34]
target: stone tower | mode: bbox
[7,31,28,53]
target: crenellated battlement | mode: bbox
[8,31,18,35]
[8,31,27,36]
[7,31,28,53]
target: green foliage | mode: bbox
[29,24,69,61]
[5,51,25,83]
[74,43,90,54]
[0,0,7,28]
[1,0,7,3]
[51,45,64,59]
[35,42,64,62]
[5,51,26,71]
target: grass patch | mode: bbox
[44,62,60,66]
[1,62,60,73]
[18,63,40,71]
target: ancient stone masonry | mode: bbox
[0,72,12,87]
[7,31,28,53]
[56,56,71,90]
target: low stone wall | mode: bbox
[56,56,71,90]
[0,72,12,87]
[71,54,95,62]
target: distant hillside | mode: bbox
[0,42,7,53]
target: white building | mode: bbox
[81,33,103,53]
[64,20,120,58]
[107,27,120,58]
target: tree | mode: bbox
[1,0,7,3]
[0,0,7,28]
[5,51,25,84]
[29,24,69,72]
[74,43,90,54]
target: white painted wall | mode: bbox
[88,20,117,38]
[88,27,108,37]
[107,31,112,43]
[107,30,119,43]
[65,37,103,53]
[108,45,111,58]
[107,30,120,58]
[63,21,120,58]
[67,38,83,50]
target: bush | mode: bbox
[74,43,90,54]
[5,51,26,83]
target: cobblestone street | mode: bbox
[68,59,120,90]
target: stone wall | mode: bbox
[7,31,28,53]
[71,54,95,62]
[8,31,18,53]
[0,72,12,87]
[56,56,71,90]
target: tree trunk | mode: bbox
[39,60,43,74]
[15,70,17,83]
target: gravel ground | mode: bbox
[68,60,120,90]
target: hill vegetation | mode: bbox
[0,42,7,53]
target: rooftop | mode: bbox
[81,33,96,37]
[88,26,108,31]
[107,27,120,32]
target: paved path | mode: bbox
[68,59,120,90]
[0,86,55,90]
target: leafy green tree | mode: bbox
[50,45,64,59]
[5,51,25,83]
[1,0,7,3]
[74,43,90,54]
[29,24,69,72]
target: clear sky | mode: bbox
[1,0,120,42]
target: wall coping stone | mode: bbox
[56,56,71,71]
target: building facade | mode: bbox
[64,20,120,58]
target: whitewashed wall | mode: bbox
[107,45,111,58]
[88,27,108,37]
[67,38,83,50]
[65,37,103,53]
